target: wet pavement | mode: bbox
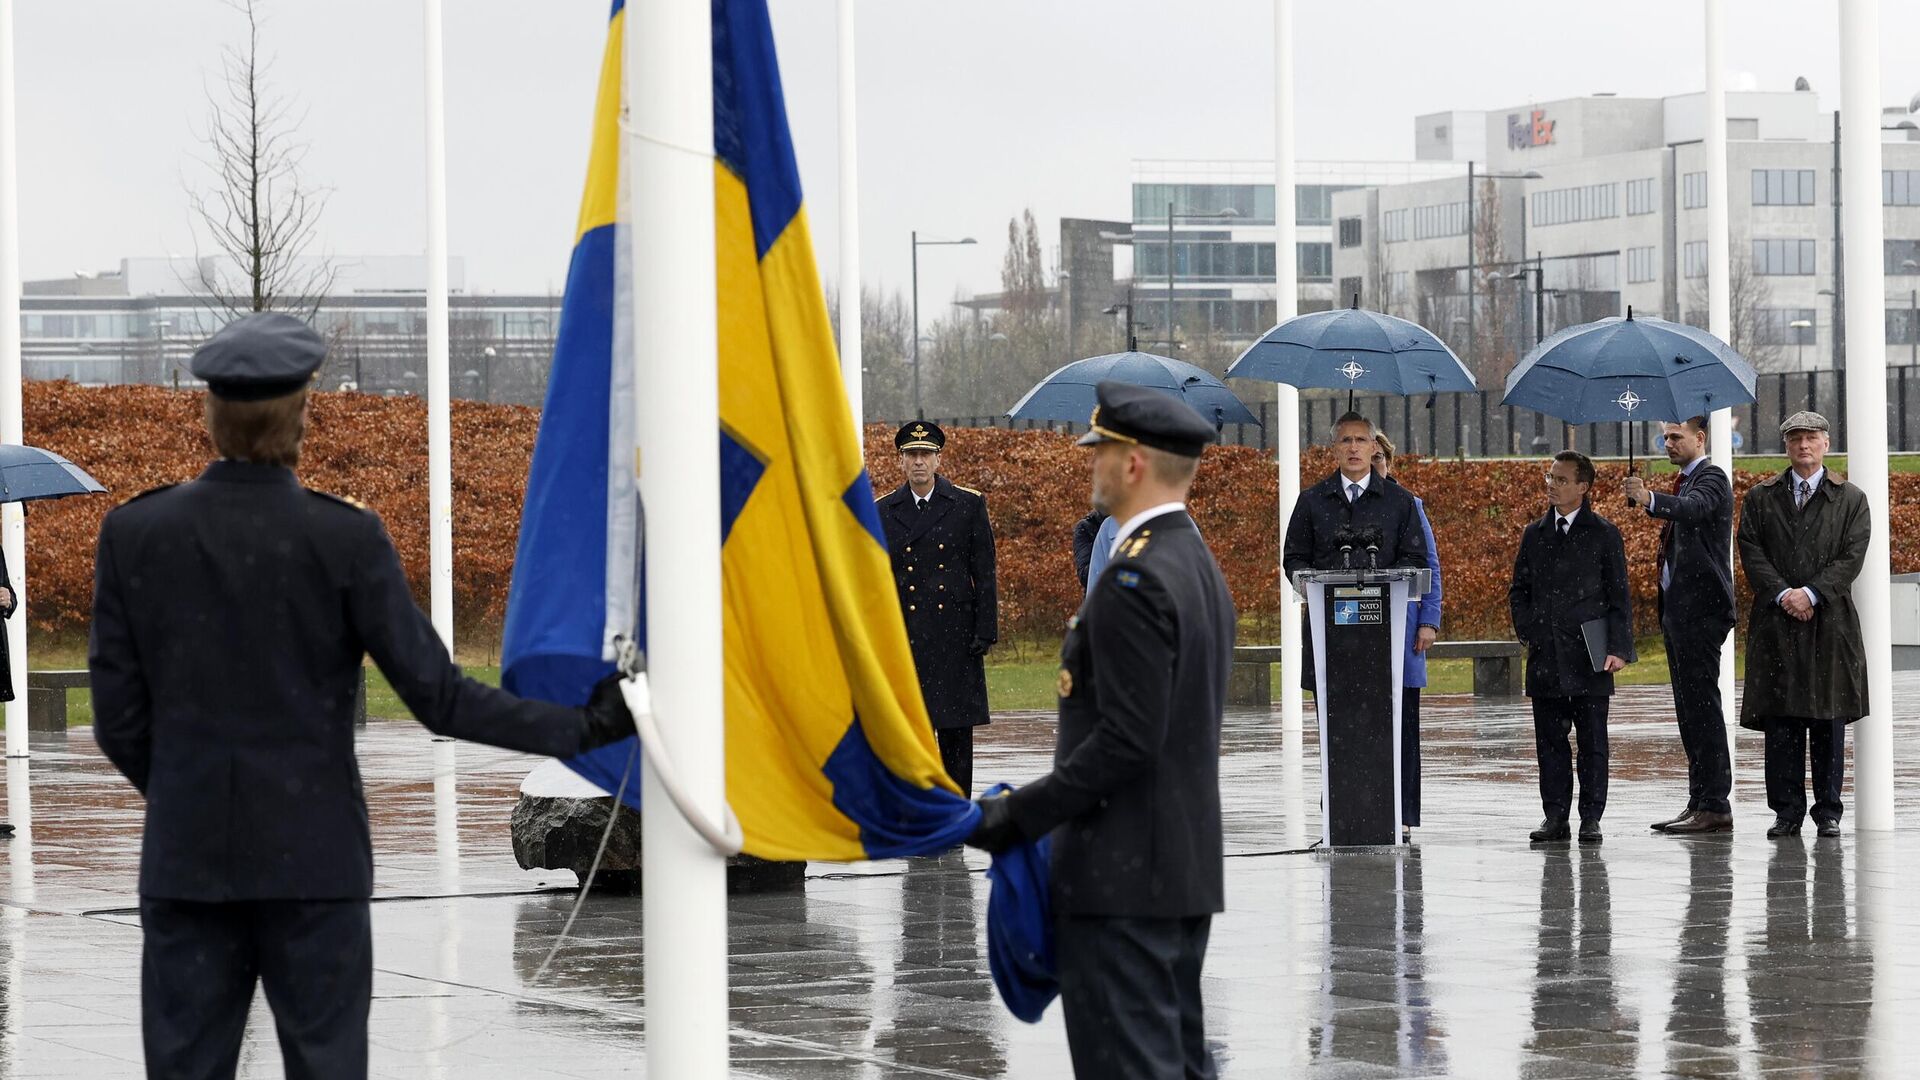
[4,679,1920,1078]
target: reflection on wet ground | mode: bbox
[3,679,1920,1077]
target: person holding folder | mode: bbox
[1509,451,1634,844]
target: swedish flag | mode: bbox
[502,0,976,862]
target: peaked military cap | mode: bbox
[895,421,946,452]
[1779,410,1829,436]
[190,312,328,401]
[1076,380,1218,458]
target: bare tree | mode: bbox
[185,0,335,319]
[1685,254,1783,371]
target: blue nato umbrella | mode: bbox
[1007,350,1258,428]
[1501,307,1758,474]
[0,445,106,504]
[1225,300,1477,412]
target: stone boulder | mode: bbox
[511,759,803,893]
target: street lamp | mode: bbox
[1162,203,1240,358]
[1789,318,1814,370]
[1818,288,1839,370]
[911,232,976,419]
[481,345,497,402]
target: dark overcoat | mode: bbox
[1646,461,1737,636]
[877,475,998,730]
[1736,469,1871,728]
[0,546,14,703]
[88,461,593,901]
[1507,503,1636,699]
[1283,470,1430,691]
[1004,511,1236,918]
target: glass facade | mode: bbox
[1886,239,1920,275]
[1532,183,1618,227]
[1752,238,1816,276]
[1130,182,1363,226]
[1683,171,1708,209]
[1382,209,1409,243]
[1626,246,1657,284]
[1338,217,1363,248]
[1683,241,1707,278]
[1752,169,1816,206]
[1625,178,1658,216]
[1754,307,1817,345]
[1884,170,1920,206]
[1412,201,1468,240]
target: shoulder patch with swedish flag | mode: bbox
[1115,569,1142,589]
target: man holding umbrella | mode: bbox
[1624,418,1737,835]
[1735,412,1871,838]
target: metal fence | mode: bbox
[906,367,1920,458]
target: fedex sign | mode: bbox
[1507,109,1556,150]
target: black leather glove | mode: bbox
[580,673,637,752]
[968,637,992,658]
[965,794,1022,854]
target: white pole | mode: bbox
[629,0,727,1074]
[0,0,26,760]
[1274,0,1302,737]
[836,0,864,442]
[1702,0,1736,751]
[1838,0,1894,832]
[422,0,454,652]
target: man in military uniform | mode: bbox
[968,382,1235,1080]
[877,421,997,795]
[88,313,635,1080]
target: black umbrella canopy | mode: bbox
[0,445,107,505]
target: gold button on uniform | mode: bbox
[909,604,916,612]
[909,585,916,592]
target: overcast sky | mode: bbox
[13,1,1920,318]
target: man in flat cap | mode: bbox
[88,312,635,1080]
[877,420,997,795]
[1736,411,1871,839]
[968,381,1235,1080]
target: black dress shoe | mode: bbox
[1529,818,1571,843]
[1766,818,1801,838]
[1815,820,1840,838]
[1665,810,1733,834]
[0,822,12,838]
[1650,808,1695,832]
[1578,819,1602,844]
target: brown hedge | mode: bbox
[16,384,1919,650]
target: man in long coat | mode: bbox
[878,422,998,795]
[1736,411,1870,839]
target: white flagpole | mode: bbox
[1702,0,1736,764]
[422,0,454,651]
[1838,0,1894,832]
[1273,0,1302,739]
[629,0,728,1074]
[0,0,27,760]
[836,0,864,442]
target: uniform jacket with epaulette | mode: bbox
[88,461,592,902]
[876,474,998,730]
[1004,510,1236,919]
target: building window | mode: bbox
[1337,217,1363,248]
[1542,253,1619,291]
[1412,201,1468,240]
[1891,305,1920,346]
[1683,171,1708,209]
[1531,183,1618,227]
[1338,276,1363,306]
[1626,177,1658,216]
[1131,183,1277,225]
[1886,239,1920,275]
[1382,208,1409,243]
[1752,237,1816,276]
[1885,170,1920,206]
[1752,168,1816,206]
[1387,271,1411,305]
[1683,241,1708,278]
[1753,308,1817,346]
[1298,242,1333,281]
[1626,246,1657,284]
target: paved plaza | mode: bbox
[2,679,1919,1078]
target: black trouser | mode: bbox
[1532,695,1609,823]
[140,898,372,1080]
[1057,915,1216,1080]
[1401,687,1421,828]
[1663,623,1732,815]
[1762,717,1847,826]
[937,726,974,797]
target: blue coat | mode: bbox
[1401,494,1442,688]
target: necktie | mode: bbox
[1658,471,1686,589]
[1348,483,1361,503]
[1557,517,1569,538]
[915,497,926,512]
[1797,479,1811,509]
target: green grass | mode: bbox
[1636,454,1920,475]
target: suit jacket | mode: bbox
[877,475,998,729]
[89,461,593,901]
[1006,510,1235,918]
[1646,460,1736,637]
[1508,503,1635,699]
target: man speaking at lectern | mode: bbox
[1283,412,1430,692]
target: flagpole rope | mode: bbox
[614,637,746,856]
[617,115,713,161]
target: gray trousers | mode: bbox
[1057,914,1216,1080]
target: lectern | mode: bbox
[1293,567,1431,847]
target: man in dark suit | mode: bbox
[1283,412,1429,694]
[876,421,998,795]
[1623,415,1737,834]
[88,313,634,1080]
[968,381,1234,1080]
[1509,451,1635,844]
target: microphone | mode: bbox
[1333,524,1357,570]
[1355,525,1385,570]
